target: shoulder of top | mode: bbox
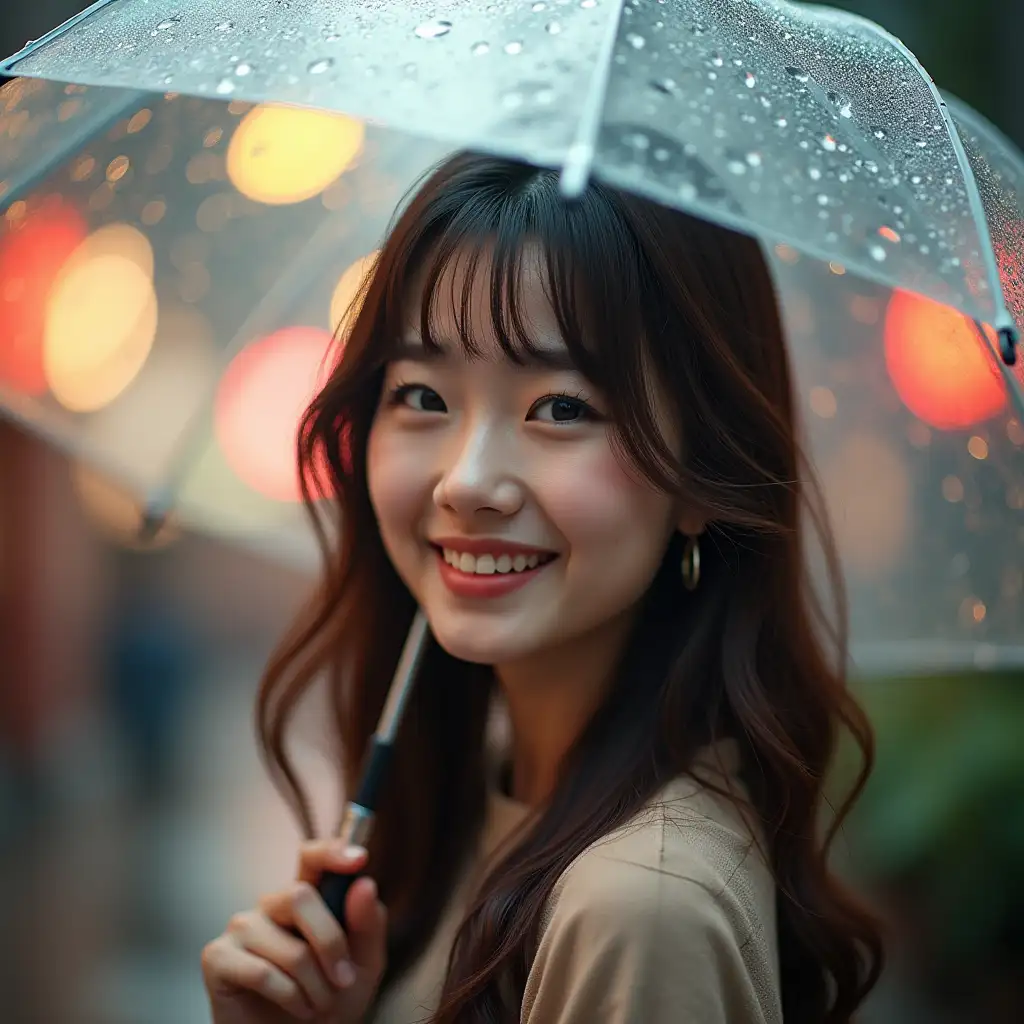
[547,772,772,918]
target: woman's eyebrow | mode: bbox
[392,338,577,370]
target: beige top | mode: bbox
[370,742,781,1024]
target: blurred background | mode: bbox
[1,2,1023,1023]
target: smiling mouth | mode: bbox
[433,546,559,576]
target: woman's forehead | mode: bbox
[400,242,570,360]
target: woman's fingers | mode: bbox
[344,876,388,980]
[225,909,338,1013]
[295,839,368,885]
[201,935,315,1020]
[261,882,356,989]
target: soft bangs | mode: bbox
[357,154,684,490]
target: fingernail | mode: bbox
[329,841,365,859]
[335,961,356,988]
[364,877,378,900]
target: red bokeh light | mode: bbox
[884,289,1006,430]
[0,197,88,394]
[214,326,336,502]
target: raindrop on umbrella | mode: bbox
[414,20,452,40]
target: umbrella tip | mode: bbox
[998,324,1018,367]
[138,491,173,543]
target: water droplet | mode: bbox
[308,57,334,74]
[826,91,853,118]
[532,1,547,9]
[727,160,747,175]
[580,0,598,8]
[774,116,788,128]
[915,138,928,148]
[808,167,822,181]
[744,71,756,88]
[504,40,524,54]
[626,33,646,49]
[235,62,253,77]
[785,66,809,83]
[869,244,887,262]
[323,30,341,42]
[415,20,452,40]
[502,91,524,110]
[710,52,724,67]
[215,78,236,95]
[650,77,679,95]
[546,21,562,34]
[871,126,887,140]
[817,193,830,206]
[156,16,181,31]
[746,151,762,168]
[821,134,837,152]
[215,19,234,32]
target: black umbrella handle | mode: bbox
[316,869,363,930]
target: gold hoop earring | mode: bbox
[681,535,701,591]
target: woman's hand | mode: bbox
[202,843,387,1023]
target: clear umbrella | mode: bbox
[2,0,1020,368]
[0,1,1022,674]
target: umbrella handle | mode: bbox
[316,869,363,930]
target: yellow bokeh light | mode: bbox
[73,222,155,277]
[226,104,365,206]
[44,250,158,412]
[330,250,380,335]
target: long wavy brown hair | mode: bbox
[257,151,885,1023]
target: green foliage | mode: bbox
[840,672,1024,965]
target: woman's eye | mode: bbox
[390,384,447,413]
[528,395,596,424]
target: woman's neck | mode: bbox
[494,607,638,806]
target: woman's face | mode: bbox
[367,248,697,668]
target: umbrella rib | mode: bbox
[0,0,119,74]
[559,0,626,198]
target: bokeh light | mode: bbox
[0,197,87,394]
[226,105,364,206]
[214,326,335,502]
[44,223,159,412]
[884,290,1006,430]
[330,250,379,336]
[81,303,217,491]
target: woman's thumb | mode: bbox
[346,876,387,977]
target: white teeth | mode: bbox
[441,548,551,575]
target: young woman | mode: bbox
[202,152,885,1024]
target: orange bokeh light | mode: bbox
[884,289,1006,430]
[214,326,335,502]
[0,197,87,394]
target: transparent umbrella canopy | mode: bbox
[2,0,1020,362]
[0,0,1022,673]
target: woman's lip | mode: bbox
[434,548,555,599]
[429,536,557,557]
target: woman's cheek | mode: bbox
[535,446,652,539]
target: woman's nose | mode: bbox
[432,424,524,518]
